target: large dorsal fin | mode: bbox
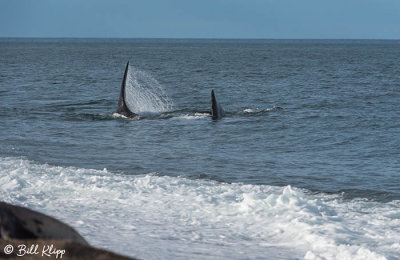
[116,61,137,118]
[211,89,225,120]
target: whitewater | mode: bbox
[1,157,399,259]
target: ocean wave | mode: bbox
[0,157,398,259]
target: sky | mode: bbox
[0,0,400,39]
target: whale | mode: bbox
[115,62,224,120]
[115,61,137,118]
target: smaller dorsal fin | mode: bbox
[211,89,224,120]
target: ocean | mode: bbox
[0,38,399,259]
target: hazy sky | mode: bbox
[1,0,400,39]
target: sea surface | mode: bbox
[0,38,399,259]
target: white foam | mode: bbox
[174,113,210,120]
[243,108,256,113]
[1,157,399,259]
[112,112,128,119]
[242,107,280,114]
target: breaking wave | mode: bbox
[1,157,399,260]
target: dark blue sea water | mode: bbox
[1,39,400,259]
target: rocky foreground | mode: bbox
[0,202,134,259]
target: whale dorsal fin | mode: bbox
[116,61,137,118]
[211,89,224,120]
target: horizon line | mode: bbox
[1,36,400,41]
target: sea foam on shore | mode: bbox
[1,157,399,259]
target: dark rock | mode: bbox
[0,202,87,244]
[0,202,136,259]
